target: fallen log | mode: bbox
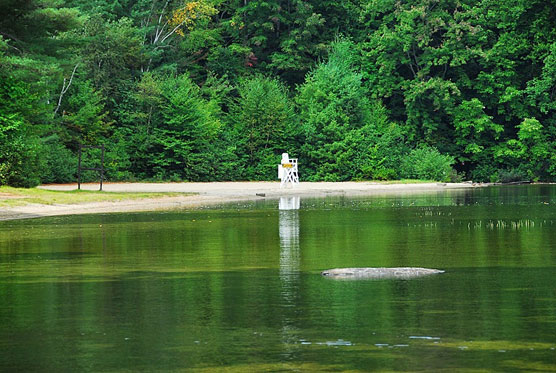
[321,267,445,279]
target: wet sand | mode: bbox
[0,181,480,221]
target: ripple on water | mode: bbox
[322,339,352,346]
[298,339,353,347]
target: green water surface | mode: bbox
[1,185,555,372]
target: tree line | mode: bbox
[1,0,554,187]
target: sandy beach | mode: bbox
[1,181,480,221]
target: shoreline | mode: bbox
[1,181,484,221]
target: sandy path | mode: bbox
[1,181,479,221]
[39,181,478,196]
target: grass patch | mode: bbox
[0,186,194,207]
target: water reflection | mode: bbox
[1,186,555,372]
[278,196,300,210]
[278,197,301,350]
[278,197,300,299]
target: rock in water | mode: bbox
[321,267,445,279]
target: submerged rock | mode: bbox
[321,267,445,279]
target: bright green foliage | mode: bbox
[359,0,556,181]
[155,75,222,180]
[59,80,110,144]
[0,2,83,186]
[0,69,42,187]
[123,74,225,181]
[526,42,556,124]
[453,98,503,164]
[297,41,374,181]
[230,75,296,180]
[495,118,555,181]
[360,122,409,180]
[515,119,553,180]
[400,145,455,182]
[0,113,41,187]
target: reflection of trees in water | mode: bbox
[2,188,556,370]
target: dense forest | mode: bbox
[1,0,555,186]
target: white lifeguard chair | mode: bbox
[278,153,299,188]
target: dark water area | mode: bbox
[0,185,555,372]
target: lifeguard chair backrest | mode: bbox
[281,153,290,165]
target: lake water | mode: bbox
[1,185,555,372]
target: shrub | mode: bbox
[0,114,41,187]
[400,145,454,182]
[470,163,500,183]
[229,75,296,180]
[103,132,134,181]
[498,168,528,183]
[297,39,378,180]
[448,169,464,183]
[0,75,41,187]
[147,74,223,181]
[40,136,77,184]
[358,122,408,180]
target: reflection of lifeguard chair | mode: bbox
[278,153,299,188]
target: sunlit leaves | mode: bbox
[169,0,217,37]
